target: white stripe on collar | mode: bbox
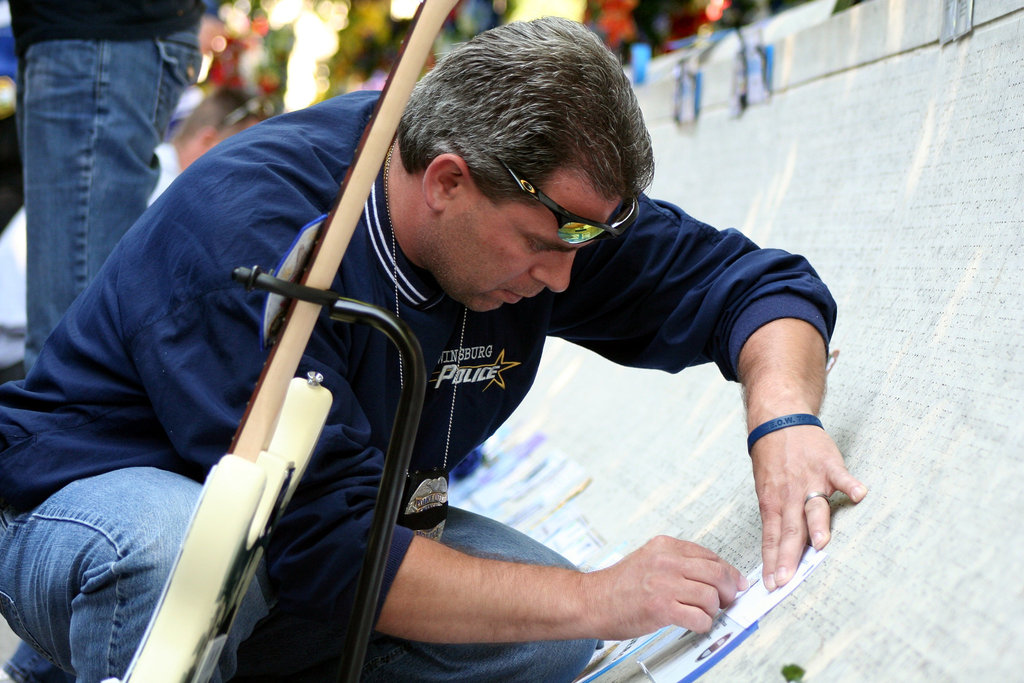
[366,181,429,305]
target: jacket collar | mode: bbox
[365,172,445,310]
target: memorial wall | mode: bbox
[507,0,1024,679]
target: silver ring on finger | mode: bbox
[804,491,831,505]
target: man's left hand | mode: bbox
[736,318,868,592]
[749,422,866,591]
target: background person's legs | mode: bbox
[18,32,199,369]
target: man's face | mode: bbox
[417,168,622,312]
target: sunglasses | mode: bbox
[501,162,639,245]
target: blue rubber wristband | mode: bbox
[746,413,823,454]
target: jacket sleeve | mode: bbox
[550,196,836,381]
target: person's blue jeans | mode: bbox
[1,468,596,682]
[16,30,201,370]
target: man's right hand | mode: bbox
[581,535,748,640]
[378,534,746,643]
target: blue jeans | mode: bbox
[16,31,201,369]
[1,469,596,682]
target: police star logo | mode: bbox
[483,349,521,391]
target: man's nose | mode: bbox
[530,250,576,293]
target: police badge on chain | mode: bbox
[399,469,449,540]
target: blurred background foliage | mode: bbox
[202,0,814,112]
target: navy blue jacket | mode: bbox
[0,91,835,623]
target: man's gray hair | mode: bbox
[397,16,654,203]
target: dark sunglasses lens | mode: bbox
[558,222,607,244]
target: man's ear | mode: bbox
[422,154,474,212]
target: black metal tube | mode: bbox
[328,299,425,683]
